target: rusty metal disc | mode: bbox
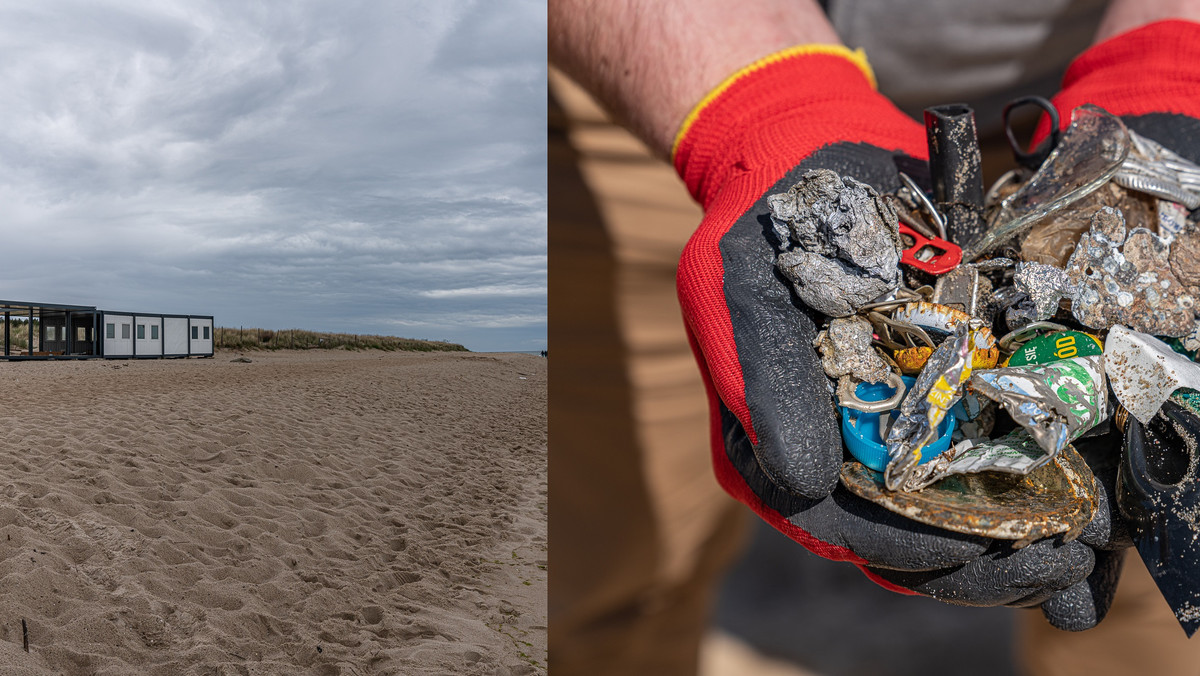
[840,443,1097,548]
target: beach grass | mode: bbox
[214,327,468,352]
[4,320,33,350]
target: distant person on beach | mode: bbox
[550,0,1200,674]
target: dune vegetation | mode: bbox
[214,327,468,352]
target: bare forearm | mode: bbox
[548,0,841,159]
[1095,0,1200,42]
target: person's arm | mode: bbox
[1095,0,1200,42]
[547,0,841,160]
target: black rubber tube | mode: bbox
[924,103,985,248]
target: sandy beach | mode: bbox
[0,349,547,675]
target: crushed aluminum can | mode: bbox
[813,315,891,384]
[840,433,1096,548]
[1064,206,1196,337]
[1103,325,1200,425]
[967,355,1108,464]
[883,324,973,492]
[769,169,903,317]
[1003,330,1103,367]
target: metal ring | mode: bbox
[837,371,908,413]
[1003,96,1060,171]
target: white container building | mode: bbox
[0,299,214,360]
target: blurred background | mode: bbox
[703,520,1017,676]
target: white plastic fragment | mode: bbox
[1102,325,1200,425]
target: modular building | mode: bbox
[0,299,213,360]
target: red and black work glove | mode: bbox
[1023,18,1200,630]
[674,46,1102,627]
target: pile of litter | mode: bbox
[769,101,1200,635]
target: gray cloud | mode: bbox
[0,0,546,351]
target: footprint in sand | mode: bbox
[360,605,384,624]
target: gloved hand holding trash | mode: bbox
[672,45,1126,631]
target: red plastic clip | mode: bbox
[898,223,962,275]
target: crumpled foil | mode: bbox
[813,315,890,384]
[1013,261,1076,321]
[1065,206,1196,337]
[966,355,1107,464]
[940,429,1059,478]
[769,169,903,317]
[883,324,973,492]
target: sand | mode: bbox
[0,349,547,675]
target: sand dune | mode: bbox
[0,349,547,675]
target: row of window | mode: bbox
[44,326,82,341]
[103,323,210,341]
[44,326,97,341]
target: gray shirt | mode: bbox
[828,0,1107,132]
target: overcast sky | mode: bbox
[0,1,546,352]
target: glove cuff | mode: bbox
[671,45,926,211]
[1036,19,1200,142]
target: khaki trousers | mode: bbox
[548,71,1200,676]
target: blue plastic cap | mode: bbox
[840,376,957,472]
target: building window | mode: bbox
[203,326,210,340]
[191,326,198,340]
[106,323,115,339]
[121,324,130,339]
[46,326,55,341]
[151,325,159,340]
[137,324,145,340]
[77,327,87,341]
